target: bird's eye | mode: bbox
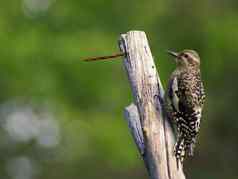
[184,54,189,58]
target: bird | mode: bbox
[164,49,205,167]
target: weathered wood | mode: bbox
[119,31,186,179]
[124,103,144,155]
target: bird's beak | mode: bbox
[167,50,179,58]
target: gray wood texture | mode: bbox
[119,31,186,179]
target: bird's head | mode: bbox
[167,49,200,67]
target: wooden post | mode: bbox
[119,31,186,179]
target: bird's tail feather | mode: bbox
[174,137,185,169]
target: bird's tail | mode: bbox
[185,138,196,156]
[174,137,185,169]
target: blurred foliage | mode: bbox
[0,0,238,179]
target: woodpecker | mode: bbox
[165,49,205,167]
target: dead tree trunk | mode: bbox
[119,31,186,179]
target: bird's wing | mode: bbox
[176,73,205,133]
[177,72,205,109]
[176,74,195,113]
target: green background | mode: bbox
[0,0,238,179]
